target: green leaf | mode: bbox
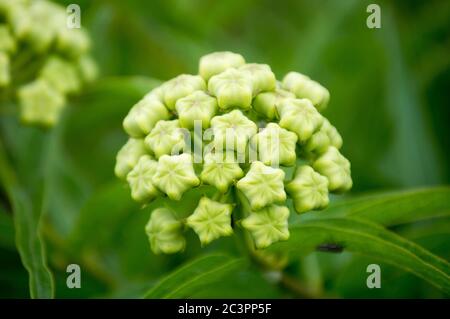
[0,210,15,250]
[144,254,245,298]
[271,217,450,294]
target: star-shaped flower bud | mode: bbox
[163,74,206,110]
[123,95,170,138]
[40,56,81,94]
[0,26,16,53]
[322,118,343,149]
[303,119,343,157]
[18,79,66,127]
[282,72,330,112]
[175,90,218,129]
[250,123,297,167]
[114,138,147,180]
[241,204,290,249]
[239,63,276,95]
[200,151,244,193]
[186,197,234,246]
[286,165,329,214]
[56,28,90,58]
[126,155,159,203]
[313,147,352,193]
[278,98,324,143]
[237,161,286,210]
[208,68,253,110]
[145,120,187,158]
[253,89,295,120]
[145,208,186,254]
[210,110,257,153]
[0,52,10,87]
[199,51,246,80]
[152,153,200,200]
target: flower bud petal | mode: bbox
[126,155,159,203]
[250,123,297,166]
[40,56,81,94]
[0,25,16,53]
[322,118,343,149]
[186,197,233,245]
[152,153,200,200]
[313,147,352,193]
[208,68,253,110]
[253,89,295,120]
[163,74,206,110]
[175,90,218,129]
[237,161,286,210]
[114,138,147,180]
[0,52,10,87]
[199,51,245,80]
[239,63,276,95]
[241,204,290,249]
[282,72,330,112]
[278,98,324,143]
[56,28,90,58]
[200,151,244,193]
[145,119,187,158]
[286,165,329,213]
[145,208,186,254]
[77,55,98,83]
[123,96,170,138]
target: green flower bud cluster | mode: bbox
[115,51,352,254]
[0,0,97,127]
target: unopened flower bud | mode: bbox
[40,56,81,94]
[313,147,352,193]
[253,89,295,120]
[145,119,187,158]
[200,151,244,193]
[208,68,253,110]
[199,51,245,80]
[77,55,98,83]
[114,138,147,180]
[18,79,66,127]
[163,74,206,110]
[0,52,10,87]
[322,118,343,149]
[286,165,329,213]
[239,63,276,95]
[210,110,257,153]
[126,155,160,203]
[241,204,290,249]
[152,153,200,200]
[123,96,170,138]
[145,208,186,254]
[56,28,90,58]
[278,98,324,143]
[0,25,16,53]
[237,161,286,210]
[175,90,218,129]
[186,197,233,245]
[250,123,297,166]
[282,72,330,112]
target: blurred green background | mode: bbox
[0,0,449,298]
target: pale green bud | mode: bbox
[236,161,286,210]
[163,74,206,110]
[241,204,290,249]
[322,118,343,149]
[239,63,276,95]
[199,51,245,80]
[200,151,244,193]
[77,55,98,83]
[175,90,218,129]
[145,208,186,254]
[114,138,147,180]
[126,155,160,203]
[144,119,187,158]
[303,119,343,157]
[56,28,90,57]
[6,4,32,39]
[286,165,329,214]
[40,56,81,94]
[0,52,10,87]
[282,72,330,112]
[253,89,295,120]
[152,153,200,200]
[186,197,233,245]
[123,96,170,138]
[250,123,297,166]
[210,109,257,153]
[208,68,253,110]
[18,79,66,127]
[313,147,352,193]
[0,25,16,53]
[278,98,324,143]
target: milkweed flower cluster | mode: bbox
[115,51,352,254]
[0,0,97,127]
